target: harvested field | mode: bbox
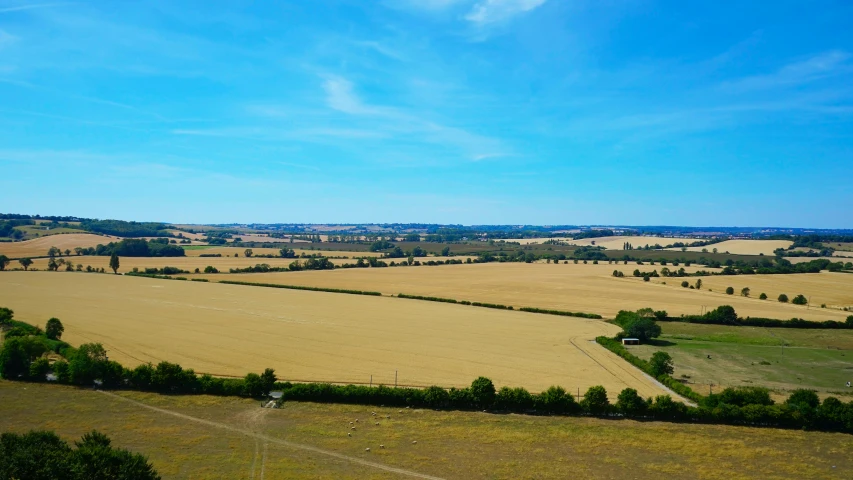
[2,382,850,480]
[0,233,115,259]
[0,272,675,398]
[18,255,357,273]
[667,239,793,256]
[184,246,382,258]
[198,263,850,322]
[666,271,853,310]
[569,235,688,250]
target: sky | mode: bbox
[0,0,851,228]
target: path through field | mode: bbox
[98,391,445,480]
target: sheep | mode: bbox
[349,421,353,425]
[365,448,371,452]
[379,444,385,449]
[351,427,356,431]
[375,422,380,426]
[371,412,376,416]
[385,415,390,419]
[355,419,359,423]
[347,433,351,437]
[412,440,417,444]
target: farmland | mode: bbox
[628,322,853,398]
[659,271,853,310]
[2,382,851,480]
[197,262,852,321]
[667,239,794,256]
[0,233,115,258]
[569,235,689,250]
[0,272,677,398]
[20,255,357,273]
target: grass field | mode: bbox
[655,271,853,311]
[196,263,851,322]
[1,382,850,480]
[0,233,116,258]
[628,323,853,397]
[667,239,793,256]
[0,272,678,398]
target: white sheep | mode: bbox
[351,427,356,431]
[412,440,417,444]
[375,422,380,426]
[380,444,385,449]
[347,433,351,437]
[365,447,371,452]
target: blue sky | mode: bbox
[1,1,851,227]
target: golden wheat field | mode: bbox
[569,235,689,250]
[667,239,793,255]
[18,256,359,273]
[658,272,853,310]
[183,246,383,258]
[198,263,850,322]
[0,272,678,398]
[0,233,117,258]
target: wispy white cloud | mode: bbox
[0,28,18,47]
[0,2,71,14]
[464,0,547,25]
[390,0,469,11]
[721,50,851,92]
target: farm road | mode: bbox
[570,337,696,406]
[98,391,445,480]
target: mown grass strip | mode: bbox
[219,280,381,296]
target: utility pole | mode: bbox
[395,370,398,388]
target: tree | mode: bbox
[0,307,12,326]
[64,249,71,256]
[580,385,609,414]
[74,247,84,256]
[18,258,33,271]
[109,254,120,274]
[695,279,702,290]
[616,388,647,416]
[244,249,253,258]
[440,246,451,256]
[681,281,689,288]
[279,248,296,258]
[778,293,789,303]
[243,373,266,398]
[759,292,768,300]
[470,377,496,409]
[614,310,661,342]
[260,368,277,393]
[0,255,9,271]
[725,286,734,295]
[47,246,61,258]
[649,351,674,376]
[792,294,808,305]
[741,287,750,297]
[47,258,60,271]
[45,318,64,340]
[203,266,218,274]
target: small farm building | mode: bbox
[622,338,640,345]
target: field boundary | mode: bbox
[218,280,382,296]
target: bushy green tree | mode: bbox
[615,388,648,416]
[470,377,496,409]
[580,385,609,414]
[649,351,674,376]
[725,286,734,295]
[792,294,808,305]
[778,293,789,303]
[0,255,9,271]
[614,310,661,341]
[759,292,768,300]
[741,287,750,297]
[18,258,33,271]
[109,254,120,274]
[45,318,64,340]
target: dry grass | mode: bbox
[662,272,853,310]
[0,233,116,259]
[667,239,793,256]
[198,263,851,322]
[0,271,677,397]
[1,381,850,480]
